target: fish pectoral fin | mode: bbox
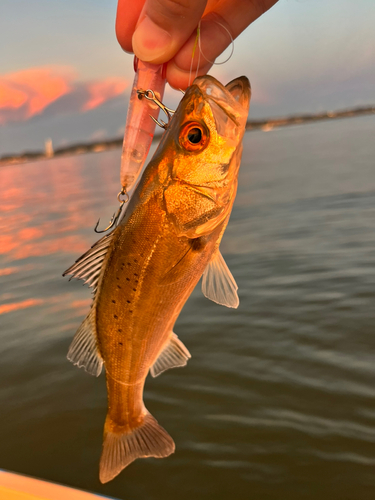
[202,250,239,308]
[100,410,175,483]
[67,307,103,376]
[63,231,115,293]
[150,333,191,378]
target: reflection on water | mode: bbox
[0,116,374,500]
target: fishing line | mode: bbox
[188,18,235,87]
[198,19,235,66]
[194,21,202,81]
[188,22,201,87]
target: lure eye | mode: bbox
[179,122,209,152]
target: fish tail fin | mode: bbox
[99,410,175,483]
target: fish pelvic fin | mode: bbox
[202,250,239,308]
[99,411,175,483]
[150,332,191,378]
[67,307,103,376]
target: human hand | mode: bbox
[116,0,279,90]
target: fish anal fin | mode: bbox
[99,411,175,483]
[67,307,103,377]
[150,333,191,378]
[202,250,239,308]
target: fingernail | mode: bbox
[132,16,172,63]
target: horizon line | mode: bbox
[1,104,374,166]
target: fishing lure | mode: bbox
[120,58,167,192]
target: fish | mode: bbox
[63,74,251,483]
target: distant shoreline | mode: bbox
[1,105,374,167]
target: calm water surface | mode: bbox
[0,116,374,500]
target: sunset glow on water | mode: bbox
[1,116,375,500]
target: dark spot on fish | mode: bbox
[135,280,139,284]
[133,288,136,291]
[129,310,133,313]
[116,277,119,280]
[117,285,122,289]
[119,342,123,346]
[140,253,144,257]
[127,300,131,304]
[134,273,138,277]
[126,277,130,281]
[122,263,125,266]
[112,300,116,304]
[134,259,138,263]
[127,262,131,266]
[114,315,118,319]
[118,329,122,333]
[132,240,136,244]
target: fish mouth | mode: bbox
[195,75,250,125]
[170,75,250,144]
[225,76,251,110]
[195,75,251,110]
[183,75,250,142]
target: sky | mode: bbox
[0,0,374,156]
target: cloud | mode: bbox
[0,66,73,125]
[83,79,128,111]
[0,66,128,125]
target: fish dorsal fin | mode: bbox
[67,306,103,376]
[63,232,114,293]
[150,333,191,378]
[202,250,239,308]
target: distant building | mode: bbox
[45,138,54,158]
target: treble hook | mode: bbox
[137,89,175,130]
[94,188,130,233]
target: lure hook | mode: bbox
[94,188,129,233]
[137,89,175,130]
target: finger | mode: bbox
[132,0,208,64]
[174,0,279,74]
[116,0,145,53]
[165,60,213,90]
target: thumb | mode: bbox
[132,0,207,64]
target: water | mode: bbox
[0,115,374,500]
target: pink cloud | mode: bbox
[83,78,128,111]
[0,66,128,125]
[0,66,73,124]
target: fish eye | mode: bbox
[179,122,209,152]
[187,128,202,144]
